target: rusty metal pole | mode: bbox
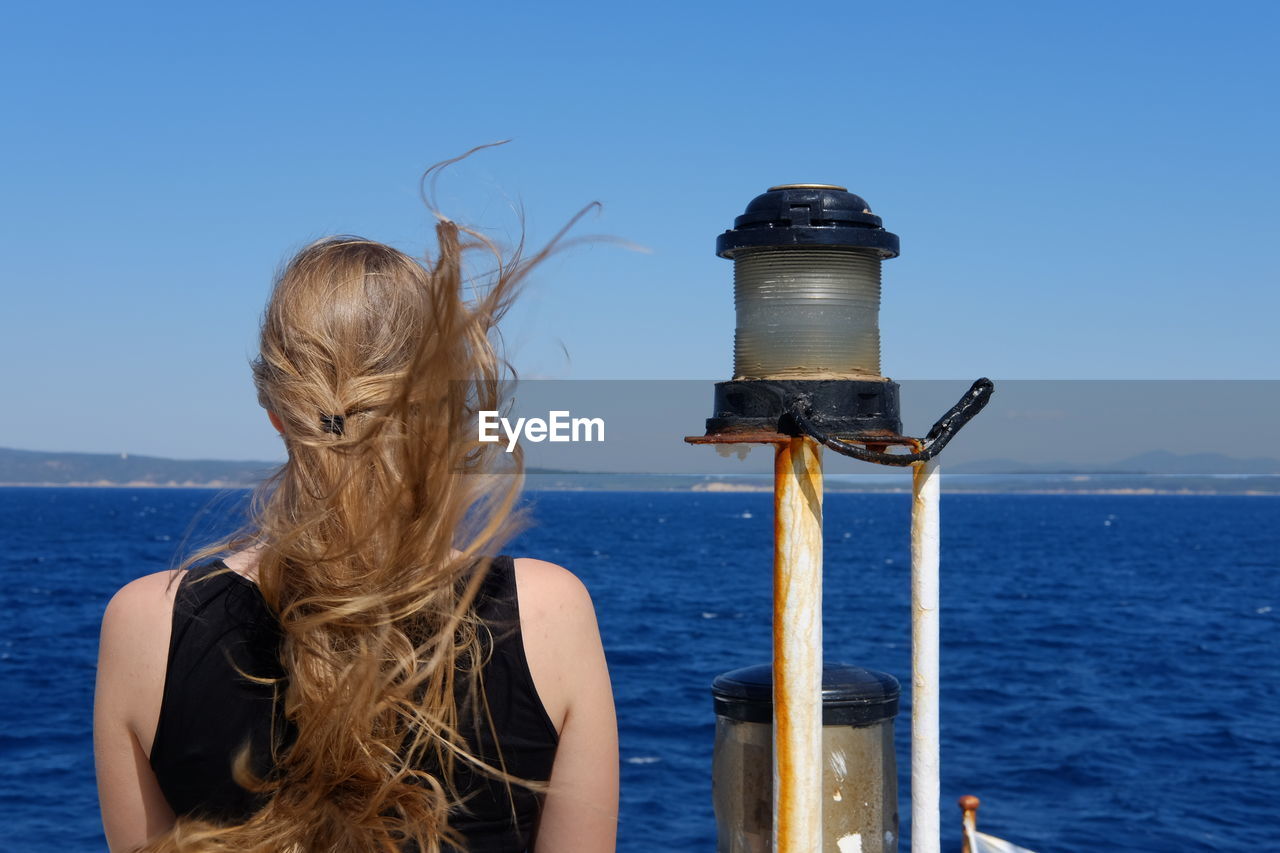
[773,436,824,853]
[958,795,981,853]
[910,457,942,853]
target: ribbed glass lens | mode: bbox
[733,246,882,380]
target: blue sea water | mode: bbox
[1,487,1276,852]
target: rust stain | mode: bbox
[773,439,794,843]
[958,795,981,853]
[688,430,790,446]
[912,459,928,499]
[772,437,824,851]
[686,428,920,448]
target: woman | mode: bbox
[93,204,619,851]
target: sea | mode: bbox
[1,487,1276,852]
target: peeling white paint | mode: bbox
[836,833,863,853]
[911,458,942,853]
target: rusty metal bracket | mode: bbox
[787,378,994,467]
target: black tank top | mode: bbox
[149,556,559,852]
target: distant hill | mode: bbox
[0,447,278,487]
[947,450,1280,476]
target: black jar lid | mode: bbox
[712,662,900,728]
[716,184,900,259]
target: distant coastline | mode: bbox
[3,446,1278,494]
[3,480,251,489]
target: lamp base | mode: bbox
[701,379,903,439]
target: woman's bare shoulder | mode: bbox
[103,568,187,629]
[510,557,594,611]
[509,557,605,735]
[99,569,185,753]
[508,557,617,850]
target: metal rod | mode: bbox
[959,795,981,853]
[911,458,941,853]
[772,436,824,853]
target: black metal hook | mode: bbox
[787,378,994,467]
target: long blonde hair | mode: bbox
[146,169,586,852]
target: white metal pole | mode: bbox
[773,436,824,853]
[910,457,941,853]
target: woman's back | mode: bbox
[149,556,558,850]
[96,552,617,852]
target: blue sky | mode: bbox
[2,1,1276,460]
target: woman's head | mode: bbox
[254,237,450,449]
[250,222,522,573]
